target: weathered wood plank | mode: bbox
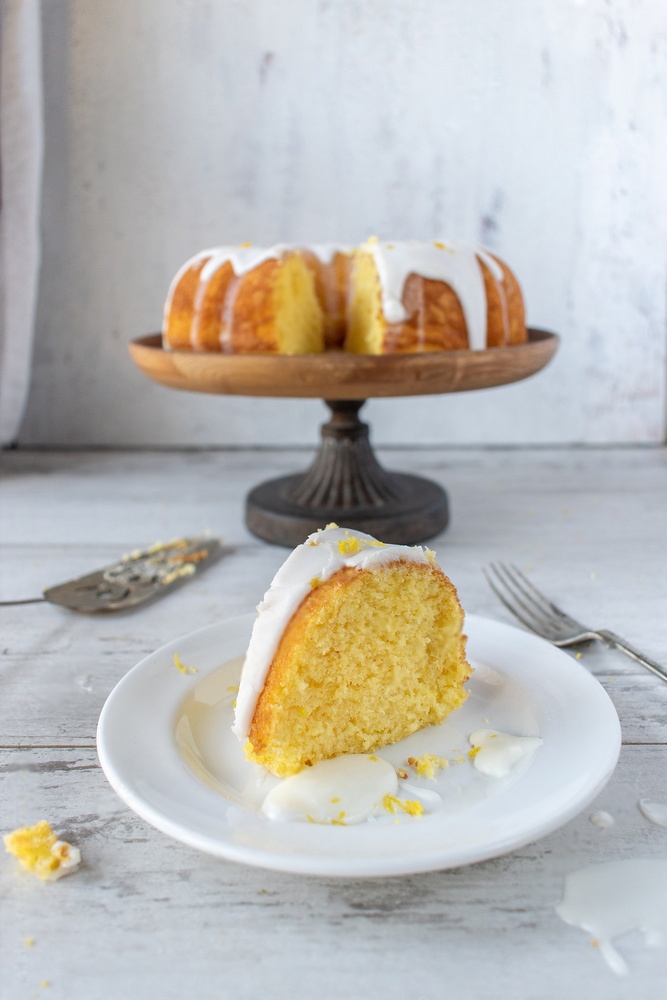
[1,745,666,1000]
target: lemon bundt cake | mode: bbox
[232,525,471,777]
[162,240,525,356]
[346,238,526,353]
[162,245,324,354]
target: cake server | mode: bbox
[0,537,224,613]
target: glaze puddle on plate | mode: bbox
[174,656,543,822]
[556,860,667,975]
[639,800,667,827]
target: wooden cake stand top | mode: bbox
[129,328,558,400]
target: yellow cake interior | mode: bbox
[344,250,384,354]
[246,562,470,776]
[273,254,325,354]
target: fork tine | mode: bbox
[504,562,583,631]
[482,566,557,637]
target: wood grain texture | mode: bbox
[1,446,666,998]
[128,330,558,399]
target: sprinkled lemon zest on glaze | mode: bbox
[310,577,321,589]
[337,536,362,556]
[306,814,316,824]
[24,937,35,948]
[174,652,197,675]
[382,795,424,817]
[227,685,239,692]
[369,755,378,761]
[330,797,340,804]
[324,522,339,531]
[407,754,449,779]
[468,745,481,759]
[331,811,347,826]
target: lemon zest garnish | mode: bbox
[369,755,378,762]
[382,795,424,817]
[468,745,481,759]
[174,652,197,675]
[337,537,362,556]
[330,797,340,804]
[309,577,321,589]
[407,754,449,779]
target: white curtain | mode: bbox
[0,0,42,447]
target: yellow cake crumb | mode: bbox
[382,795,424,817]
[407,754,449,779]
[173,652,197,675]
[162,563,196,587]
[4,821,80,881]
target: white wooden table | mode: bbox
[1,446,666,999]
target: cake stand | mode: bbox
[129,329,558,546]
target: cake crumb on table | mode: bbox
[4,821,80,881]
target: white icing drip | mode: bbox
[232,526,434,741]
[302,243,353,265]
[162,249,211,340]
[261,754,398,824]
[220,274,242,353]
[556,860,667,975]
[639,799,667,827]
[198,244,292,283]
[476,247,510,345]
[589,810,615,828]
[469,729,543,777]
[363,239,494,350]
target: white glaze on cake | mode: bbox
[362,238,507,349]
[164,240,511,351]
[231,525,434,742]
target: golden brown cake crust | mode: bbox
[375,254,526,353]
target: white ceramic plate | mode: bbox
[97,614,621,877]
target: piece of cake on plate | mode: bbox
[233,525,471,777]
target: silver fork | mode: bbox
[484,562,667,685]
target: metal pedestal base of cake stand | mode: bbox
[245,400,448,548]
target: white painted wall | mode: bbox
[18,0,667,447]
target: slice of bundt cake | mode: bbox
[233,525,471,777]
[346,238,526,353]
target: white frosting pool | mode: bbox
[261,754,398,824]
